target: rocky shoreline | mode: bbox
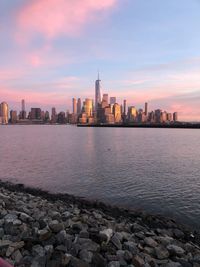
[0,181,200,267]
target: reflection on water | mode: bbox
[0,125,200,229]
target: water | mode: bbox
[0,125,200,229]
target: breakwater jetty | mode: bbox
[0,181,200,267]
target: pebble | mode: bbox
[0,184,199,267]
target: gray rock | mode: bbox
[0,240,12,249]
[32,244,45,257]
[38,228,52,241]
[0,228,4,238]
[99,228,113,243]
[92,253,107,267]
[155,246,170,259]
[79,249,93,263]
[49,220,64,233]
[19,212,33,222]
[167,244,185,257]
[11,249,23,263]
[78,238,100,252]
[164,262,182,267]
[111,233,122,250]
[108,261,120,267]
[132,255,145,267]
[31,256,46,267]
[144,237,158,248]
[124,241,137,253]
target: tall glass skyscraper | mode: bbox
[95,73,101,111]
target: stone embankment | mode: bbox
[0,181,200,267]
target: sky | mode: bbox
[0,0,200,121]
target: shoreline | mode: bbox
[0,180,200,266]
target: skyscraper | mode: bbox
[95,73,101,111]
[145,102,148,116]
[84,99,93,117]
[0,102,9,124]
[123,100,127,115]
[72,98,77,114]
[21,99,26,119]
[77,98,82,114]
[51,107,57,123]
[102,94,109,105]
[110,97,116,105]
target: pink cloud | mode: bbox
[17,0,117,40]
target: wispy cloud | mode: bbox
[16,0,117,41]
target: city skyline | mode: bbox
[0,1,200,121]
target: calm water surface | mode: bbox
[0,125,200,229]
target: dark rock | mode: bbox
[92,253,107,267]
[132,255,145,267]
[155,246,169,259]
[111,233,122,250]
[79,249,93,263]
[167,245,185,257]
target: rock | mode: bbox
[167,244,185,257]
[92,253,107,267]
[6,241,25,257]
[70,256,90,267]
[38,228,52,241]
[155,246,169,259]
[49,220,64,233]
[78,238,100,252]
[99,228,113,243]
[132,255,145,267]
[124,250,133,263]
[62,211,72,220]
[173,229,185,239]
[32,245,45,257]
[19,212,33,222]
[55,229,67,244]
[144,237,158,248]
[0,228,4,238]
[0,240,12,249]
[108,261,120,267]
[124,241,137,253]
[31,256,46,267]
[79,249,93,263]
[164,262,182,267]
[44,245,53,260]
[11,249,23,263]
[79,230,89,238]
[93,211,103,219]
[111,233,122,250]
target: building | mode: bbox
[128,106,137,122]
[30,108,41,120]
[173,112,178,122]
[102,94,109,105]
[167,113,172,122]
[145,102,148,116]
[95,73,101,111]
[77,98,82,115]
[0,102,9,124]
[110,97,116,105]
[113,103,122,123]
[10,110,17,123]
[21,99,26,119]
[83,98,93,117]
[155,109,162,123]
[123,100,127,115]
[72,98,77,114]
[57,112,66,124]
[45,111,50,122]
[51,107,57,123]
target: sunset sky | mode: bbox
[0,0,200,121]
